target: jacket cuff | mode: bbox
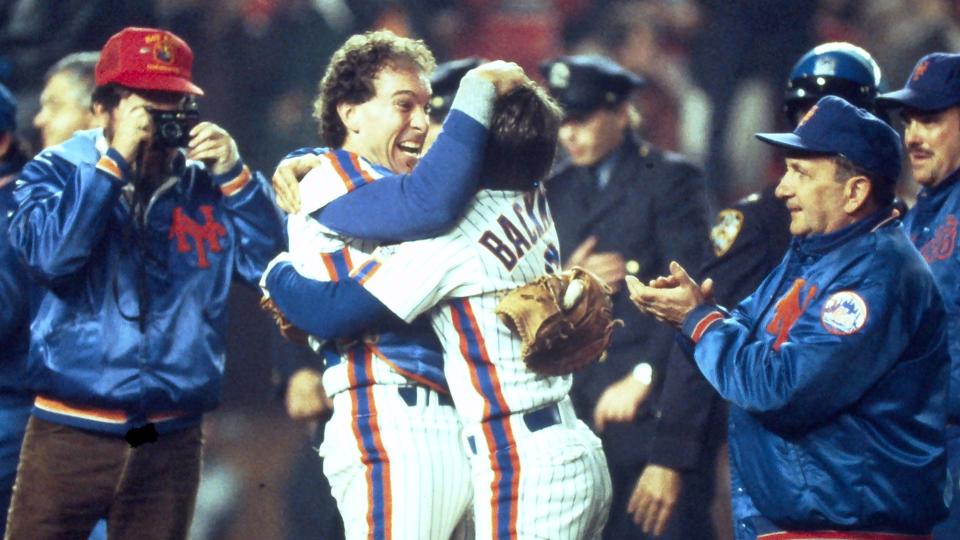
[646,430,705,471]
[97,148,133,183]
[214,161,251,196]
[681,304,724,343]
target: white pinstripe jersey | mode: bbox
[278,149,448,398]
[360,187,572,425]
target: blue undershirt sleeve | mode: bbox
[317,75,496,241]
[265,262,395,340]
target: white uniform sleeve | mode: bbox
[355,234,478,322]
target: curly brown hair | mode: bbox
[313,30,436,147]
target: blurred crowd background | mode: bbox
[2,0,960,538]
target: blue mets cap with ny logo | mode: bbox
[877,52,960,111]
[755,95,902,182]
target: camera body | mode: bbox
[148,108,199,148]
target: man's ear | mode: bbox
[92,102,110,129]
[337,101,360,134]
[843,175,873,214]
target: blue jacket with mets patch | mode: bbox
[8,129,284,435]
[681,208,948,534]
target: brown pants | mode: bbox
[5,417,202,540]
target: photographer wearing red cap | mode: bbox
[5,27,284,539]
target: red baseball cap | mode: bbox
[95,27,204,96]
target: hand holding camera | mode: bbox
[110,98,154,164]
[186,121,240,176]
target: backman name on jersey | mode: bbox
[478,191,555,271]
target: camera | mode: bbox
[148,107,199,148]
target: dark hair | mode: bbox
[91,83,124,112]
[45,51,99,110]
[481,83,563,191]
[2,136,30,171]
[313,30,435,147]
[91,84,194,114]
[834,154,895,207]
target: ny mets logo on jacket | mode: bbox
[681,209,949,534]
[905,169,960,422]
[8,129,283,435]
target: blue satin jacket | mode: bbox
[0,164,33,407]
[904,169,960,422]
[682,209,948,534]
[8,130,283,433]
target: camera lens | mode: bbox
[160,121,183,143]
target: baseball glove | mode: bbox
[260,296,309,347]
[495,267,623,376]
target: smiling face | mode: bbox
[775,156,856,236]
[339,62,431,173]
[902,106,960,187]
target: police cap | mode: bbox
[539,55,644,119]
[429,57,483,124]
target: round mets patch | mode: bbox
[821,291,868,335]
[711,209,744,257]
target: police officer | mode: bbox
[425,57,483,150]
[541,55,717,539]
[877,52,960,540]
[703,42,885,307]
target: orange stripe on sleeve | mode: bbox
[220,166,251,196]
[96,156,123,180]
[325,153,357,192]
[691,311,724,343]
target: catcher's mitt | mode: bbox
[495,267,623,376]
[260,296,309,347]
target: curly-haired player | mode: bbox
[266,81,613,540]
[264,31,533,539]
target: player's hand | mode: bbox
[468,60,530,96]
[566,236,627,292]
[285,368,333,421]
[628,464,682,536]
[187,122,240,176]
[272,153,324,214]
[593,371,651,432]
[110,93,153,163]
[626,261,713,327]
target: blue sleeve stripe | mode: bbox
[350,259,381,285]
[331,150,375,192]
[320,248,353,281]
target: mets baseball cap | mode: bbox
[95,27,203,95]
[0,82,15,133]
[877,52,960,111]
[429,57,483,123]
[756,95,902,181]
[539,55,644,119]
